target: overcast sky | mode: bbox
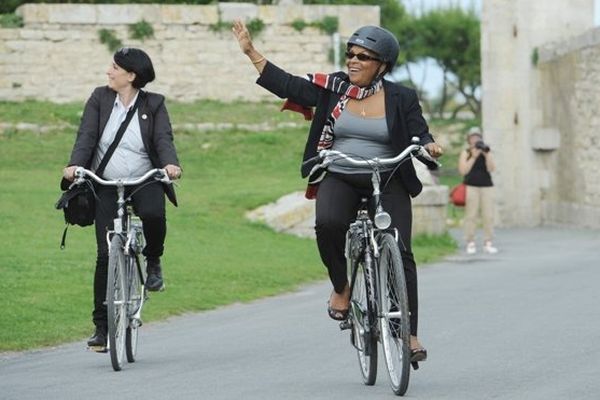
[403,0,480,14]
[404,0,599,25]
[396,0,599,97]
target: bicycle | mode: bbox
[71,167,170,371]
[307,137,439,396]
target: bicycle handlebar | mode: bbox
[72,167,170,188]
[306,138,441,177]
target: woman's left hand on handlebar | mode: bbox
[164,164,182,180]
[424,143,444,158]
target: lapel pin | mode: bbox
[142,114,148,120]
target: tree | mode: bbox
[413,7,481,118]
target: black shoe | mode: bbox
[87,327,107,352]
[146,259,165,292]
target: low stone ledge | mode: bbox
[0,121,305,135]
[412,186,448,235]
[246,191,315,238]
[246,184,449,239]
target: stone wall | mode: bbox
[535,29,600,228]
[0,3,378,103]
[481,0,595,227]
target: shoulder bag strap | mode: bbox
[95,95,143,178]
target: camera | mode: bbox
[475,140,490,153]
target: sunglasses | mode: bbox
[345,51,381,62]
[118,47,130,55]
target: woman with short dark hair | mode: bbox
[62,47,182,351]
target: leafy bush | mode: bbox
[98,29,123,52]
[246,17,265,38]
[314,15,338,35]
[290,16,338,35]
[0,13,23,28]
[129,19,154,41]
[291,18,309,32]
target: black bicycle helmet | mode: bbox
[347,25,400,72]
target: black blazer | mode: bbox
[256,62,435,197]
[66,86,180,206]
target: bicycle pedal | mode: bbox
[339,320,352,330]
[130,318,143,328]
[411,361,419,370]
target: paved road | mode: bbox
[1,228,599,399]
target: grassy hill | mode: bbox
[0,100,457,351]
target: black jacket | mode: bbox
[256,62,434,197]
[65,86,180,206]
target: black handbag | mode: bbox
[55,96,142,245]
[55,180,96,227]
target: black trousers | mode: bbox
[315,172,419,336]
[92,181,166,328]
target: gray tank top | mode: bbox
[328,108,395,174]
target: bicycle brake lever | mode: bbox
[418,147,442,168]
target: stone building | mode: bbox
[482,0,600,229]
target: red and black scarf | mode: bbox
[282,73,383,199]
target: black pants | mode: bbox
[315,172,419,335]
[92,181,166,328]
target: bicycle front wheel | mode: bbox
[378,233,411,396]
[126,254,144,363]
[348,254,378,385]
[107,235,128,371]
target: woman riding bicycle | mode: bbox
[61,48,182,350]
[232,21,442,362]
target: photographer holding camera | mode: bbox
[458,126,498,255]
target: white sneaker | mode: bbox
[483,241,498,254]
[466,242,476,255]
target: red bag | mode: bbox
[450,183,466,207]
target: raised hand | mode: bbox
[231,19,266,72]
[232,19,254,55]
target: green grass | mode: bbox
[0,101,457,352]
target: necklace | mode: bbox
[361,103,366,117]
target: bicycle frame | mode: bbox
[345,208,379,345]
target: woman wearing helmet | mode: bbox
[232,20,442,362]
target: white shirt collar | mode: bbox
[114,90,140,110]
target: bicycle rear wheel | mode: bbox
[107,235,127,371]
[348,254,378,385]
[378,233,411,395]
[126,254,144,363]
